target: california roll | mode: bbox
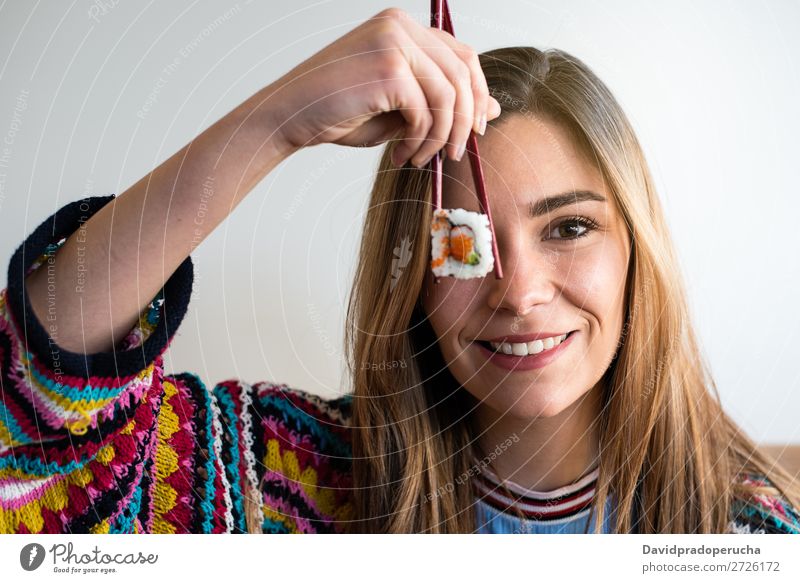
[430,208,495,279]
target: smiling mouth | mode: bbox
[476,330,577,356]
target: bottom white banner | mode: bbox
[2,533,798,582]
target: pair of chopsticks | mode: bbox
[430,0,503,280]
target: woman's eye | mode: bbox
[548,217,597,240]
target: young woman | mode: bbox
[1,8,798,534]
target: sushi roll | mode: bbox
[430,208,495,279]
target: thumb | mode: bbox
[487,96,502,120]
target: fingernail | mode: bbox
[479,113,487,136]
[489,96,502,118]
[456,141,466,161]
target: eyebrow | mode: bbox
[528,190,607,218]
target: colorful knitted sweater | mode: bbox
[1,195,799,534]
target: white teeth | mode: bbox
[527,339,544,354]
[489,333,568,356]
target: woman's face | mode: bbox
[420,114,631,419]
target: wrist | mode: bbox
[243,82,302,162]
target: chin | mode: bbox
[473,383,583,420]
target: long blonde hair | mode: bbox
[335,46,800,534]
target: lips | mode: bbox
[475,330,578,371]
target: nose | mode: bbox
[484,231,558,317]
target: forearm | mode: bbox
[26,85,297,354]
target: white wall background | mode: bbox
[1,0,798,443]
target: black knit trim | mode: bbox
[5,194,194,379]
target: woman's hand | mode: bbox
[265,7,502,168]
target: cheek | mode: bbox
[561,241,629,350]
[567,257,625,314]
[421,276,483,348]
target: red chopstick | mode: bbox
[430,0,444,215]
[465,134,503,278]
[429,0,503,280]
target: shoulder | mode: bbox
[728,472,800,534]
[215,380,353,455]
[160,373,353,463]
[212,379,354,533]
